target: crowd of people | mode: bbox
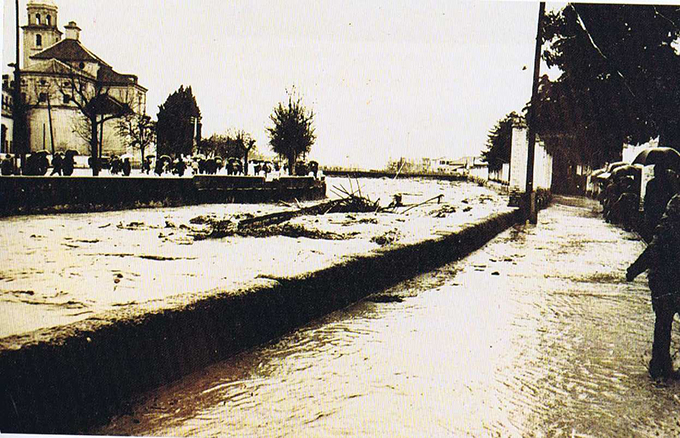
[598,159,680,379]
[1,151,78,176]
[149,155,287,178]
[141,155,322,179]
[1,152,323,180]
[597,163,679,241]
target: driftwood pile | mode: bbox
[192,180,447,241]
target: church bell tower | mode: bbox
[22,0,62,69]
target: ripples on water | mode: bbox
[98,203,680,437]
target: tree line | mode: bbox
[146,85,316,176]
[483,4,680,170]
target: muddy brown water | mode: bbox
[95,200,680,437]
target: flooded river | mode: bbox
[97,200,680,437]
[0,177,509,339]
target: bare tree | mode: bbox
[228,129,257,175]
[116,112,155,162]
[53,64,131,175]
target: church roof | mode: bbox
[31,38,110,67]
[97,65,143,88]
[26,58,95,79]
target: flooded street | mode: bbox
[97,199,680,437]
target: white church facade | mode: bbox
[18,0,148,161]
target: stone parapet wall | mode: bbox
[0,175,326,216]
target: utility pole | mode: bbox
[525,1,545,224]
[12,0,24,166]
[47,93,55,155]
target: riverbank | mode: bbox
[0,178,524,434]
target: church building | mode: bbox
[18,0,148,161]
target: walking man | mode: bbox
[627,194,680,379]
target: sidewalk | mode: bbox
[450,195,678,435]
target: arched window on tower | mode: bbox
[36,14,41,25]
[46,15,51,26]
[36,34,42,47]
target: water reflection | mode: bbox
[98,203,680,437]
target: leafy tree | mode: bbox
[156,85,201,157]
[266,89,316,175]
[482,112,520,172]
[537,4,680,165]
[116,113,155,161]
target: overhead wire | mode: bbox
[568,3,635,97]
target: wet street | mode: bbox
[97,198,680,437]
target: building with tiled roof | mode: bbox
[19,0,148,161]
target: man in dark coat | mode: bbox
[50,153,63,176]
[608,177,639,229]
[174,157,186,177]
[1,155,14,175]
[643,164,680,241]
[627,194,680,379]
[62,153,75,176]
[122,157,132,176]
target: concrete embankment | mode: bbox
[0,207,523,434]
[0,175,325,217]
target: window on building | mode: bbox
[36,14,41,25]
[38,92,47,102]
[39,79,47,86]
[63,94,71,104]
[46,15,51,26]
[36,34,42,47]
